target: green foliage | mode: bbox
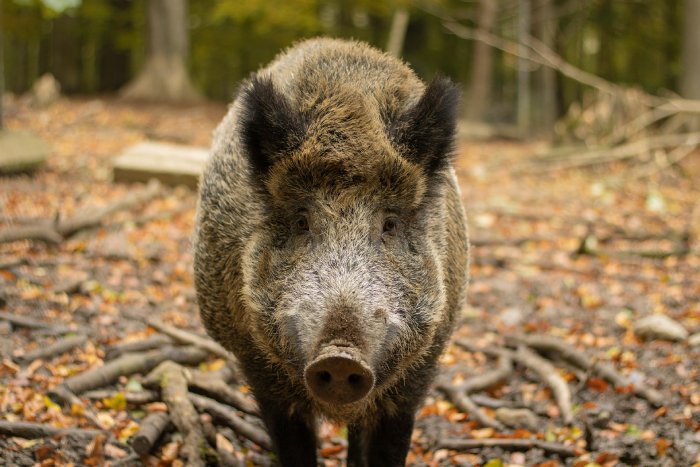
[0,0,689,118]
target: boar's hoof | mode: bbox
[305,352,374,405]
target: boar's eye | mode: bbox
[382,218,398,238]
[295,214,310,233]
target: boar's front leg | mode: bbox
[347,409,415,467]
[255,393,317,467]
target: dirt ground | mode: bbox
[1,97,699,466]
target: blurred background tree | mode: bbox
[0,0,693,135]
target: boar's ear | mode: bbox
[390,75,460,174]
[240,76,306,175]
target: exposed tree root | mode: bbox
[511,334,664,406]
[436,354,514,429]
[435,379,504,430]
[455,339,574,424]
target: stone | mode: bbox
[495,407,538,430]
[30,73,61,108]
[0,130,49,173]
[633,314,688,342]
[688,333,700,347]
[112,141,208,188]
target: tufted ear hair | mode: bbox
[390,75,460,175]
[239,76,307,175]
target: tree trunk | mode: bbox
[534,0,556,137]
[120,0,200,102]
[386,8,410,58]
[465,0,498,121]
[0,0,4,129]
[681,0,700,129]
[517,0,531,135]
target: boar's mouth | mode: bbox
[304,345,375,406]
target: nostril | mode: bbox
[348,373,361,385]
[318,371,332,384]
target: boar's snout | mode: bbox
[304,348,374,405]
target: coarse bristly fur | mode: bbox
[194,37,469,467]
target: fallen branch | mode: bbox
[0,179,163,245]
[105,334,174,360]
[15,334,87,365]
[189,393,272,451]
[145,317,234,363]
[439,437,578,458]
[435,378,504,430]
[187,369,258,415]
[454,340,573,424]
[83,389,160,405]
[460,355,514,393]
[0,311,71,333]
[521,132,700,172]
[511,334,664,406]
[0,421,103,439]
[60,345,208,394]
[513,346,573,424]
[44,384,102,428]
[130,412,171,455]
[146,361,209,467]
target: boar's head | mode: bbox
[237,75,459,419]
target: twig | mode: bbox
[60,345,208,394]
[439,437,578,457]
[15,334,87,365]
[130,412,171,455]
[188,393,272,451]
[147,361,209,467]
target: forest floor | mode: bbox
[0,97,699,467]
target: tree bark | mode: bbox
[0,0,5,129]
[517,0,532,135]
[120,0,200,102]
[465,0,498,121]
[386,8,410,58]
[681,0,700,129]
[534,0,556,137]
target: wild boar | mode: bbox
[194,37,468,466]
